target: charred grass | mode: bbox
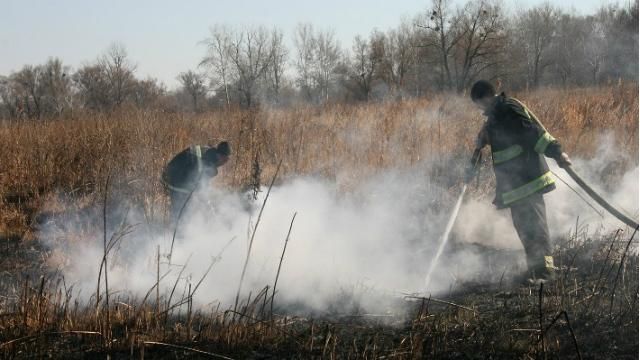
[0,228,637,358]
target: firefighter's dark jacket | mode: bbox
[483,93,563,208]
[162,145,220,194]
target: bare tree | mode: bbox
[0,76,14,118]
[349,35,380,101]
[293,24,342,103]
[416,0,462,90]
[74,64,110,111]
[10,65,44,118]
[313,29,341,102]
[516,3,558,88]
[132,77,165,109]
[549,13,583,86]
[200,25,234,107]
[40,58,73,116]
[452,1,506,92]
[227,26,275,107]
[293,23,316,101]
[99,43,137,107]
[593,2,638,82]
[178,70,207,111]
[582,17,607,84]
[266,28,288,104]
[381,20,415,97]
[1,58,72,118]
[2,1,638,117]
[417,0,505,92]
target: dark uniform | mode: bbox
[162,145,221,219]
[480,93,563,277]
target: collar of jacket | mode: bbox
[483,92,507,117]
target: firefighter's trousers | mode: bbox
[168,189,190,223]
[509,193,553,275]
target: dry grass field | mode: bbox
[0,83,638,358]
[1,83,637,236]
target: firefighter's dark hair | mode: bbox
[470,80,496,102]
[216,141,231,156]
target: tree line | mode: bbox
[1,0,637,118]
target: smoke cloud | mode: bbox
[39,135,638,314]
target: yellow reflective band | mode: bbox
[493,144,523,164]
[191,145,202,158]
[161,178,194,195]
[190,145,203,173]
[502,171,555,205]
[534,132,556,154]
[166,184,193,194]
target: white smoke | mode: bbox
[38,135,638,314]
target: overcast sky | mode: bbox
[1,0,621,89]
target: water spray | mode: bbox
[425,148,482,289]
[424,183,469,288]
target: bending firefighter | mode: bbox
[470,80,572,283]
[162,141,231,219]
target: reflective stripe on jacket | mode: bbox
[485,93,563,207]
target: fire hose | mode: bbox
[522,112,639,230]
[562,164,638,229]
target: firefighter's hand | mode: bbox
[555,152,572,168]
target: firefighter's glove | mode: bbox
[555,152,572,168]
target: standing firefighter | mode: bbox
[470,80,572,283]
[162,141,231,219]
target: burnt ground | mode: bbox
[0,224,638,359]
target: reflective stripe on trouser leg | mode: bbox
[510,193,552,274]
